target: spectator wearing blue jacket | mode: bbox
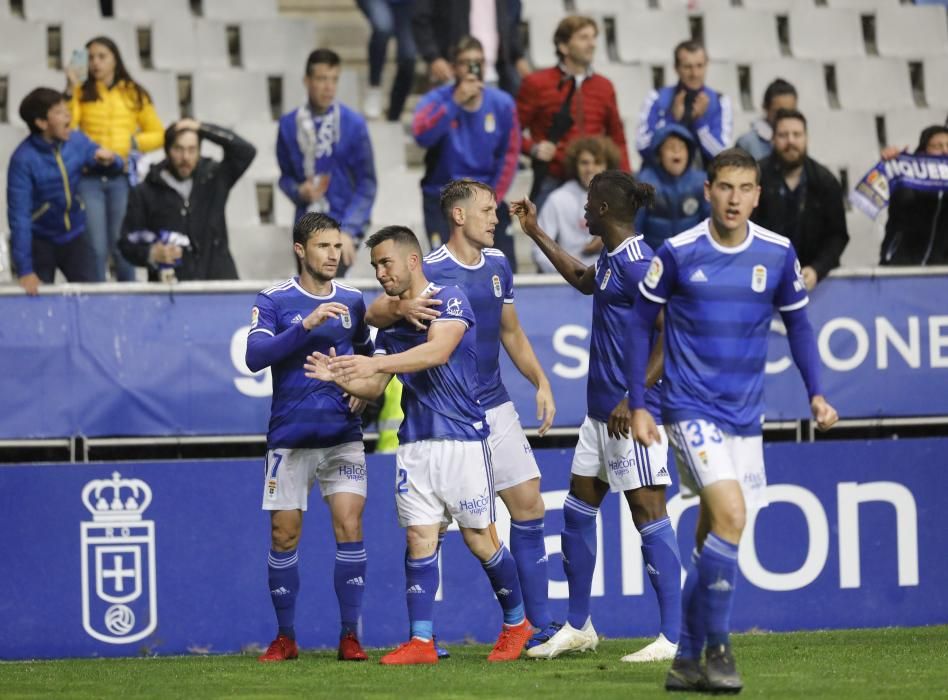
[636,40,732,166]
[634,123,709,252]
[412,36,521,266]
[7,87,121,295]
[277,49,377,276]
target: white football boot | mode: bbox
[526,618,599,659]
[620,633,678,663]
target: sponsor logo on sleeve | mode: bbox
[250,306,259,329]
[644,257,663,289]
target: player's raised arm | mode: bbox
[304,347,393,401]
[354,316,468,376]
[365,286,442,331]
[499,302,555,435]
[510,197,597,294]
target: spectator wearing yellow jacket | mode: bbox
[66,36,164,281]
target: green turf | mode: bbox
[2,626,947,699]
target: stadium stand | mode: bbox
[60,18,142,72]
[190,69,272,126]
[150,18,231,72]
[875,5,948,59]
[201,0,280,21]
[750,59,830,112]
[614,8,691,64]
[922,56,948,108]
[702,9,781,62]
[787,8,865,60]
[112,0,193,23]
[22,0,100,22]
[0,18,47,70]
[835,57,916,112]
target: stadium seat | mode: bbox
[6,68,64,126]
[741,0,816,10]
[659,0,733,12]
[621,117,644,172]
[226,176,261,227]
[702,10,781,62]
[240,121,280,180]
[312,13,373,64]
[0,124,28,160]
[750,59,829,112]
[875,6,948,60]
[0,19,47,70]
[526,13,561,69]
[135,70,180,125]
[273,182,296,227]
[230,224,296,281]
[806,109,878,172]
[922,57,948,109]
[190,70,272,126]
[112,0,192,22]
[788,8,865,60]
[824,0,900,8]
[151,18,230,71]
[279,68,365,115]
[201,0,278,20]
[840,209,884,269]
[595,63,654,120]
[61,18,142,72]
[884,109,948,148]
[520,0,564,19]
[572,0,648,14]
[367,121,407,172]
[240,18,317,74]
[614,9,690,64]
[23,0,100,21]
[835,58,914,112]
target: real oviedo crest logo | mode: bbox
[80,472,158,645]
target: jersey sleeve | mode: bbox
[249,293,278,337]
[637,243,678,304]
[352,295,375,356]
[502,256,515,304]
[775,244,809,312]
[373,329,390,355]
[431,285,475,328]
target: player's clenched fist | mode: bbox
[810,395,838,432]
[302,302,348,331]
[508,197,538,235]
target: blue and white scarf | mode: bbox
[851,153,948,219]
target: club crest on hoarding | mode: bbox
[80,472,158,645]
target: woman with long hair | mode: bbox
[66,36,164,281]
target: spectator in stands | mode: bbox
[637,39,732,166]
[7,88,119,295]
[736,78,797,161]
[412,36,520,265]
[277,49,377,277]
[356,0,416,121]
[118,119,255,281]
[753,109,848,289]
[634,124,710,253]
[532,136,618,273]
[517,15,629,211]
[65,36,164,282]
[412,0,530,96]
[879,125,948,266]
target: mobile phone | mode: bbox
[468,60,483,80]
[68,48,88,83]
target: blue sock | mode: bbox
[677,549,705,660]
[334,541,366,638]
[699,533,739,648]
[268,548,299,640]
[510,517,552,629]
[405,550,439,641]
[482,545,526,626]
[561,493,598,630]
[639,516,682,644]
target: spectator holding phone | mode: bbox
[636,40,732,166]
[412,36,520,265]
[65,36,164,282]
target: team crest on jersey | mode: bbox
[340,310,352,329]
[751,264,767,293]
[491,274,502,298]
[484,112,496,133]
[644,256,663,289]
[682,197,700,216]
[445,297,464,317]
[599,268,612,290]
[250,306,259,329]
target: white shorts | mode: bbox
[571,416,672,493]
[666,419,768,510]
[395,439,494,529]
[261,442,367,511]
[486,401,541,492]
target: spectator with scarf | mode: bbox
[277,49,377,275]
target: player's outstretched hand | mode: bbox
[303,302,348,331]
[329,353,378,382]
[401,288,442,331]
[347,394,368,415]
[811,395,838,432]
[607,398,633,440]
[535,381,556,436]
[631,408,661,447]
[509,197,538,236]
[303,349,334,382]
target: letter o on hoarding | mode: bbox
[818,318,870,372]
[739,484,829,591]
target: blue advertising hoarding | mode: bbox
[0,439,944,660]
[1,272,947,439]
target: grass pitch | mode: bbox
[2,626,946,699]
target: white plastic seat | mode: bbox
[240,18,317,74]
[225,176,261,228]
[923,57,948,109]
[230,224,296,281]
[133,70,179,126]
[750,59,829,111]
[596,63,654,119]
[788,8,864,60]
[658,0,733,12]
[742,0,815,10]
[840,210,883,269]
[0,19,47,69]
[526,13,562,69]
[151,18,229,71]
[614,9,690,64]
[6,68,65,126]
[61,18,142,73]
[112,0,192,22]
[190,70,272,126]
[876,6,948,59]
[202,0,278,20]
[805,109,878,171]
[23,0,99,21]
[702,9,780,62]
[573,0,648,15]
[240,121,280,180]
[884,109,948,149]
[835,57,914,112]
[367,121,406,172]
[0,125,28,161]
[824,0,900,8]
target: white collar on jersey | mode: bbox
[606,235,644,257]
[702,220,756,255]
[291,277,338,300]
[433,243,485,270]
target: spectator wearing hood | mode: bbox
[634,123,709,252]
